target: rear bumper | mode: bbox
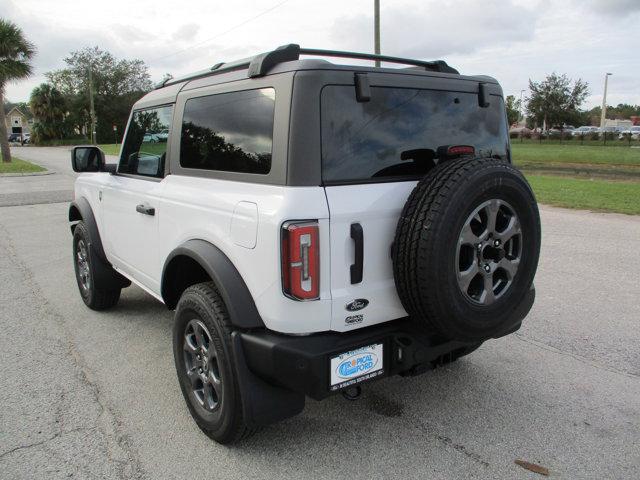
[239,286,533,400]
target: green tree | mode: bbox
[526,73,589,129]
[46,47,152,142]
[505,95,522,126]
[606,104,640,120]
[0,19,35,163]
[29,83,67,141]
[3,100,30,115]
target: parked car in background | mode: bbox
[509,125,531,136]
[572,126,598,137]
[156,129,169,142]
[619,126,640,140]
[546,126,573,138]
[7,133,28,144]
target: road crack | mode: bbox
[0,222,147,479]
[513,333,639,379]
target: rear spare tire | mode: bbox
[392,157,540,341]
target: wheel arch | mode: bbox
[69,197,108,263]
[161,239,265,329]
[69,197,131,290]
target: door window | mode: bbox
[119,105,173,178]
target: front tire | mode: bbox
[172,282,254,444]
[73,222,121,310]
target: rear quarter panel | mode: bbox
[158,177,332,333]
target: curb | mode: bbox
[0,170,53,177]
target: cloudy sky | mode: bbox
[2,0,638,109]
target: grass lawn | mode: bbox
[525,174,640,215]
[99,143,166,157]
[0,156,46,174]
[99,144,120,156]
[512,143,640,168]
[512,144,640,214]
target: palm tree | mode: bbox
[30,83,66,141]
[0,19,36,163]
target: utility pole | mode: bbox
[599,72,612,130]
[374,0,380,67]
[88,67,97,144]
[519,89,526,125]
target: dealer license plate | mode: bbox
[329,343,384,391]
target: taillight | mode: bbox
[281,221,320,300]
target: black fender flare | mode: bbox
[161,239,265,329]
[68,197,131,289]
[69,197,109,263]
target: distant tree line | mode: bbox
[27,47,152,144]
[511,73,640,129]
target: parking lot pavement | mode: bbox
[0,150,638,479]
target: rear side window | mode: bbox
[321,86,508,184]
[119,105,173,178]
[180,88,275,175]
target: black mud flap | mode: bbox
[230,332,305,428]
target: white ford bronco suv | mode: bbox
[69,44,540,444]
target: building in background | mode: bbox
[4,107,33,138]
[604,118,633,129]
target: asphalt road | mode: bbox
[1,147,638,479]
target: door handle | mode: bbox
[350,223,363,284]
[136,204,155,216]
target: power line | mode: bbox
[150,0,290,63]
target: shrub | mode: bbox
[34,136,90,146]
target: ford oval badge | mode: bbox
[346,299,369,311]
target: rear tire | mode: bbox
[173,282,255,444]
[393,158,541,341]
[73,222,121,310]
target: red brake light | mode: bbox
[447,145,475,156]
[281,221,320,300]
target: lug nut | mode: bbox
[484,264,491,273]
[494,239,501,247]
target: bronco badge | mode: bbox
[346,299,369,311]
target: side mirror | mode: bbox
[71,146,106,172]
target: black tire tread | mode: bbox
[73,221,121,311]
[393,157,538,337]
[177,282,257,444]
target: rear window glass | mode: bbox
[180,88,275,175]
[321,86,508,184]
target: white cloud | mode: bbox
[331,0,539,58]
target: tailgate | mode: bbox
[325,183,414,331]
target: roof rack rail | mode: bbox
[155,43,458,89]
[246,44,459,77]
[297,48,459,75]
[158,56,254,89]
